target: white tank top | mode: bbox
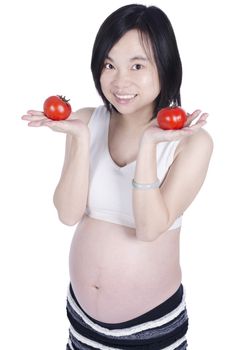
[85,105,182,230]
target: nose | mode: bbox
[112,70,131,90]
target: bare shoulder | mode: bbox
[185,128,214,153]
[175,128,214,159]
[73,107,95,124]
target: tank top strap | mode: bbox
[88,105,109,144]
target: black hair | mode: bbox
[90,4,182,119]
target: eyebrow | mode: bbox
[105,55,148,62]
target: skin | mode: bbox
[21,29,213,323]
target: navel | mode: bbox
[93,285,100,290]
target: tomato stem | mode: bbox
[57,95,70,103]
[169,99,178,108]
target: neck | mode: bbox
[112,106,155,131]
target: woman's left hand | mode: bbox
[141,110,209,144]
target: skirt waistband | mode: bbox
[69,283,184,329]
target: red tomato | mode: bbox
[157,106,187,130]
[43,95,72,121]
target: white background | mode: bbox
[0,0,231,349]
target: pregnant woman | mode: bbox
[22,4,213,350]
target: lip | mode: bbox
[113,92,137,104]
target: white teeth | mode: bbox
[115,94,136,99]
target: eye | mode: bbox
[132,64,143,70]
[104,63,114,70]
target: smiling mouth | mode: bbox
[114,93,137,102]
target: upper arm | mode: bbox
[60,107,94,177]
[160,129,214,226]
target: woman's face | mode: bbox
[100,29,160,116]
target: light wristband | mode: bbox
[132,178,160,190]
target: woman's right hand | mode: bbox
[21,110,90,139]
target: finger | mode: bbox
[188,113,209,129]
[28,120,44,127]
[198,113,209,122]
[185,120,207,132]
[27,119,51,127]
[195,119,208,128]
[22,114,47,121]
[185,110,201,126]
[27,110,44,116]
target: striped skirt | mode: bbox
[66,283,188,350]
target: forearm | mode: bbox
[53,136,90,225]
[133,141,169,241]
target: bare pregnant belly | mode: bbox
[69,214,182,323]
